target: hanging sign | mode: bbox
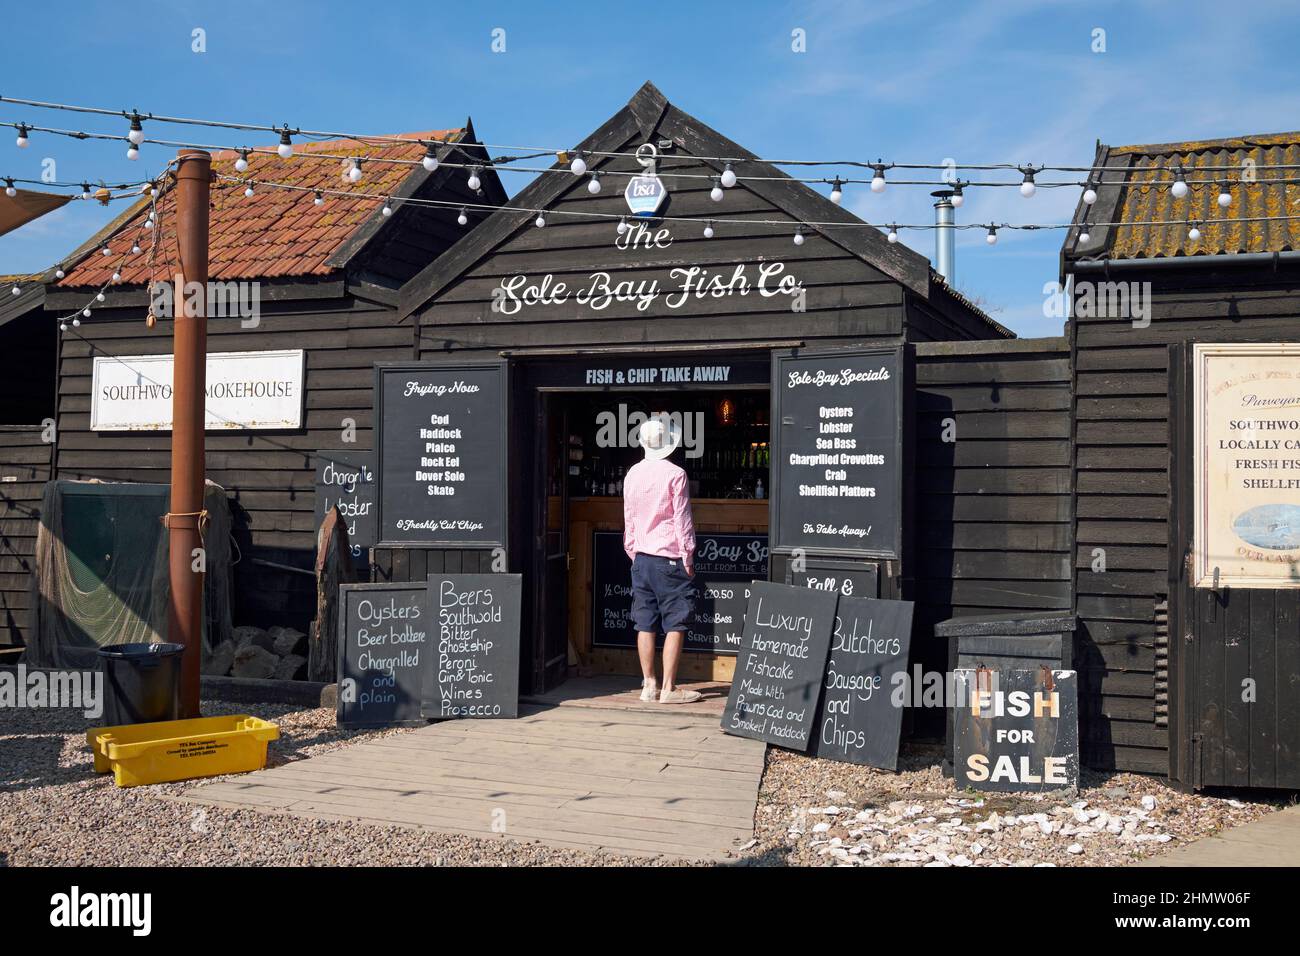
[1193,342,1300,587]
[953,668,1079,792]
[90,350,304,431]
[623,142,667,217]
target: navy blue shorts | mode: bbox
[630,553,696,634]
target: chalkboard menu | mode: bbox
[953,668,1079,792]
[336,583,430,728]
[721,581,838,750]
[808,596,914,769]
[590,531,768,654]
[786,557,878,599]
[375,362,508,547]
[422,573,522,720]
[315,449,376,560]
[770,348,903,558]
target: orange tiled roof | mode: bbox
[1073,130,1300,260]
[57,129,463,287]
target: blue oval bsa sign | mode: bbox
[624,173,666,217]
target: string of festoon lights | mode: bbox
[219,174,1300,250]
[36,173,173,327]
[2,93,1296,213]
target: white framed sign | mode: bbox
[91,349,305,431]
[1193,342,1300,588]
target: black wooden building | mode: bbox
[1063,130,1300,785]
[42,125,506,633]
[379,82,1012,719]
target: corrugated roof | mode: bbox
[56,129,463,287]
[1069,130,1300,261]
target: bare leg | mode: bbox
[661,630,685,692]
[636,630,658,683]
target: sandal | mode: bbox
[639,679,659,702]
[659,687,703,704]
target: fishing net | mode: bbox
[27,479,233,668]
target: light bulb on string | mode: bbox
[986,225,999,245]
[710,178,724,202]
[535,213,546,228]
[55,269,65,279]
[1018,165,1038,198]
[422,143,439,172]
[143,217,153,230]
[457,207,468,226]
[234,150,250,173]
[870,163,887,193]
[4,179,15,198]
[15,124,29,148]
[569,152,587,176]
[96,292,105,302]
[720,163,737,188]
[703,221,714,238]
[101,245,111,257]
[886,224,899,243]
[1188,222,1201,242]
[10,285,19,296]
[277,127,294,159]
[951,181,965,208]
[1079,228,1091,244]
[1217,183,1232,208]
[131,242,141,254]
[126,141,139,161]
[80,183,91,200]
[313,191,324,206]
[348,159,364,183]
[1170,166,1189,199]
[244,185,255,198]
[616,216,628,235]
[126,112,145,146]
[467,166,481,191]
[793,226,805,246]
[83,307,91,317]
[829,178,843,205]
[59,322,67,332]
[111,272,121,283]
[587,172,602,195]
[1082,182,1098,205]
[381,199,392,216]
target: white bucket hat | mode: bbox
[638,415,681,461]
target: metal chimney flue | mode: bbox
[931,189,956,286]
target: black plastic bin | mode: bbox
[97,642,185,726]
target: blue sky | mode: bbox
[1,0,1296,337]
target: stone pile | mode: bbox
[202,625,309,681]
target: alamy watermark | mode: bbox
[1043,279,1152,328]
[151,275,262,328]
[1,664,102,719]
[594,405,705,459]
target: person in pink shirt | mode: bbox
[623,415,702,704]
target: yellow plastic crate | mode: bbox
[86,715,279,788]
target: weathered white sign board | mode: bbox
[91,349,305,431]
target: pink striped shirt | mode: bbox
[622,458,697,572]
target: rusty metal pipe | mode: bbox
[168,148,211,717]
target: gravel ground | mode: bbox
[733,744,1289,867]
[0,701,663,867]
[1,702,1288,867]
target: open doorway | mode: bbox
[531,385,772,701]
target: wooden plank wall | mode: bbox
[1070,266,1300,775]
[913,337,1073,728]
[52,295,409,632]
[0,426,52,648]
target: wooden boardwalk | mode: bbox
[178,703,766,861]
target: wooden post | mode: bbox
[168,149,211,718]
